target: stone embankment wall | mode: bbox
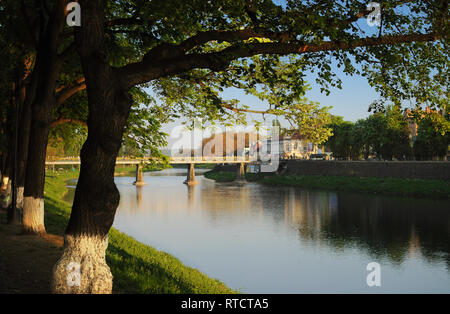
[212,161,450,180]
[283,160,450,180]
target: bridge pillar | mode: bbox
[236,162,246,182]
[133,164,146,186]
[184,163,198,185]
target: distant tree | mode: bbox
[325,116,354,159]
[382,106,412,160]
[282,102,333,144]
[327,106,412,160]
[414,111,450,160]
[48,124,87,158]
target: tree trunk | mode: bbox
[0,151,7,187]
[22,103,52,234]
[51,234,112,293]
[51,0,132,293]
[1,152,10,193]
[1,175,8,192]
[21,0,68,233]
[2,179,11,209]
[52,89,131,293]
[5,103,20,225]
[2,106,13,208]
[16,99,32,214]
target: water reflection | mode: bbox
[275,189,450,268]
[64,169,450,293]
[136,186,143,211]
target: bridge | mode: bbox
[45,157,251,185]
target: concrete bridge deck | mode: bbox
[45,157,251,185]
[45,157,252,165]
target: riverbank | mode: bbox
[204,170,450,199]
[0,170,235,293]
[114,164,164,177]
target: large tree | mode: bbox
[0,0,89,232]
[49,0,448,293]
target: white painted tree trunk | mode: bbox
[1,175,9,191]
[16,186,24,210]
[52,235,113,294]
[22,196,46,234]
[1,179,11,209]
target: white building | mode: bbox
[250,134,322,160]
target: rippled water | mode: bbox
[65,168,450,293]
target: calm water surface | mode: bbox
[67,168,450,293]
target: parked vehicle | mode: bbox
[309,153,327,160]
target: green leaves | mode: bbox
[413,109,450,160]
[120,87,170,159]
[282,101,333,144]
[325,105,449,160]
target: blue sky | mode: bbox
[218,66,381,123]
[160,1,388,132]
[160,68,380,150]
[160,62,381,144]
[159,1,408,147]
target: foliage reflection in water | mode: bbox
[64,169,450,293]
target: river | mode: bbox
[65,168,450,293]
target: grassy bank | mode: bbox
[44,170,235,293]
[203,171,237,182]
[169,163,216,169]
[114,164,165,177]
[204,170,450,199]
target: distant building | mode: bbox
[201,131,256,157]
[404,106,446,142]
[404,109,419,142]
[251,133,322,160]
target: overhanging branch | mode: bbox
[119,32,441,88]
[50,117,87,128]
[56,77,86,104]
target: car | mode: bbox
[309,153,327,160]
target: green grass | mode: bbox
[114,164,165,177]
[194,163,216,169]
[43,170,236,294]
[203,171,238,182]
[204,170,450,199]
[170,163,216,169]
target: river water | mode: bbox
[65,168,450,293]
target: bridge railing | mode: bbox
[45,156,253,165]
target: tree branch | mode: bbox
[56,77,86,104]
[179,28,295,52]
[180,0,417,53]
[119,32,441,88]
[220,103,277,115]
[50,117,87,128]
